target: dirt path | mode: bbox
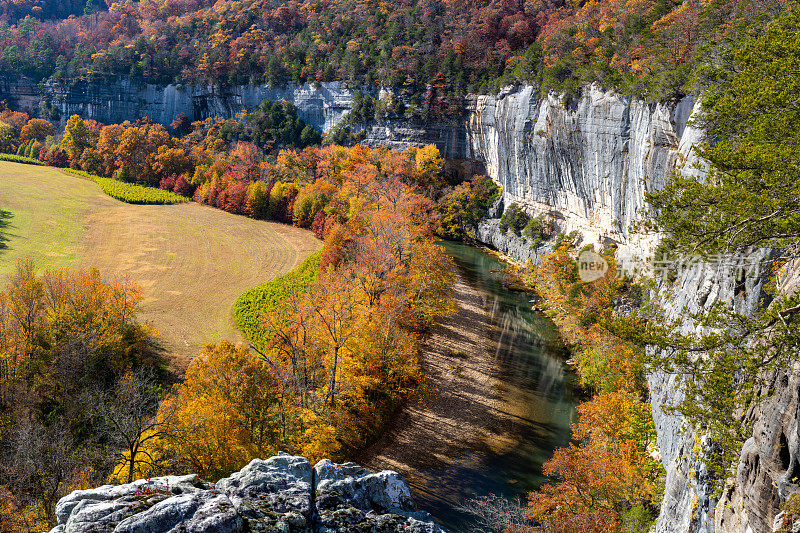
[359,272,546,513]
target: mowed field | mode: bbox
[0,161,320,371]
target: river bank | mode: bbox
[359,241,576,531]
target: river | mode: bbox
[361,241,577,531]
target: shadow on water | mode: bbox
[408,241,577,531]
[0,209,13,250]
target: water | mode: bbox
[416,241,577,531]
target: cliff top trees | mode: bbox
[0,0,785,106]
[648,4,800,255]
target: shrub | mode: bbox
[523,214,553,247]
[246,181,271,219]
[0,153,45,165]
[233,250,321,350]
[499,202,530,235]
[66,169,188,205]
[115,167,134,183]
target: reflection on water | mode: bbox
[417,241,577,531]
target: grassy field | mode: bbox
[0,161,320,371]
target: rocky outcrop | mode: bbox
[48,453,445,533]
[646,250,778,533]
[474,218,554,265]
[711,259,800,533]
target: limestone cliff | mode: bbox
[464,84,702,268]
[0,78,355,133]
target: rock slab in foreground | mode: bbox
[49,453,445,533]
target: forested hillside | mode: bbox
[0,0,789,108]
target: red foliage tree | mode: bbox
[311,209,327,239]
[217,180,250,215]
[159,174,177,191]
[49,148,69,167]
[174,175,194,197]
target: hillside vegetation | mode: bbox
[102,143,456,507]
[68,170,190,205]
[0,0,788,107]
[0,140,457,529]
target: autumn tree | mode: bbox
[61,114,94,161]
[0,260,165,526]
[0,486,21,533]
[96,371,177,484]
[141,341,283,480]
[153,146,192,180]
[96,123,126,176]
[115,122,174,185]
[437,175,500,239]
[524,392,659,532]
[19,118,53,143]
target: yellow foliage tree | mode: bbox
[125,341,284,481]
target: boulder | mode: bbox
[49,453,446,533]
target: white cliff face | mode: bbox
[647,250,779,533]
[465,84,702,268]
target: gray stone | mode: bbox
[465,84,699,268]
[50,455,445,533]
